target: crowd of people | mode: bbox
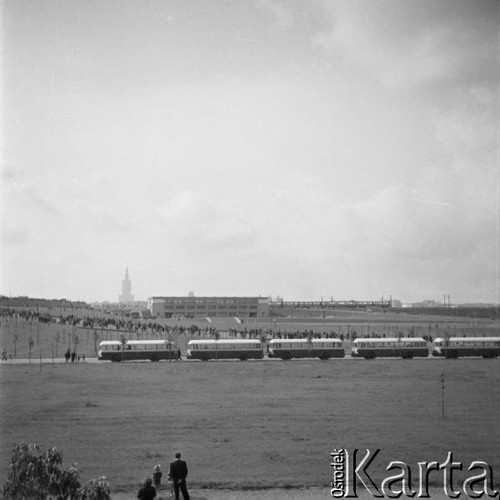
[0,307,358,340]
[63,347,86,363]
[0,307,54,324]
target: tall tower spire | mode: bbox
[119,266,135,303]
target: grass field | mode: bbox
[1,358,499,494]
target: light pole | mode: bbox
[440,374,446,419]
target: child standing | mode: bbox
[152,464,162,496]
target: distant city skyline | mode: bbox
[1,0,498,305]
[1,291,497,308]
[0,264,497,308]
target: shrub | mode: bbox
[2,443,111,500]
[78,477,111,500]
[2,442,80,499]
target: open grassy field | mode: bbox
[1,358,499,494]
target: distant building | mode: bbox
[0,296,90,312]
[148,296,270,318]
[118,267,135,303]
[410,300,443,308]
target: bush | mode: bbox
[2,442,80,499]
[2,443,111,499]
[78,477,111,500]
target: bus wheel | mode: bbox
[448,351,459,359]
[111,355,121,362]
[281,352,292,361]
[150,355,159,362]
[239,353,248,361]
[405,352,414,360]
[200,353,209,362]
[319,352,330,361]
[483,351,496,359]
[365,352,375,360]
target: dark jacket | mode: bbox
[137,484,156,500]
[169,459,188,482]
[152,470,162,486]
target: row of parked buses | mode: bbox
[98,336,500,362]
[187,337,500,360]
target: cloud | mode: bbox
[83,207,137,235]
[1,227,28,247]
[1,166,21,183]
[32,195,60,216]
[348,185,473,260]
[311,0,497,91]
[1,162,30,189]
[1,171,61,237]
[258,0,296,28]
[433,87,496,159]
[157,190,258,251]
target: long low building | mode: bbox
[148,296,270,318]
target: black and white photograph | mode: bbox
[1,1,499,498]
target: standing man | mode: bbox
[168,452,190,500]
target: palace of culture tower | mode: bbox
[119,267,135,303]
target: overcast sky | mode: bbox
[1,0,498,304]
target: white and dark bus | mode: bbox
[351,337,429,359]
[432,337,500,358]
[186,339,264,361]
[267,338,345,360]
[98,339,175,362]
